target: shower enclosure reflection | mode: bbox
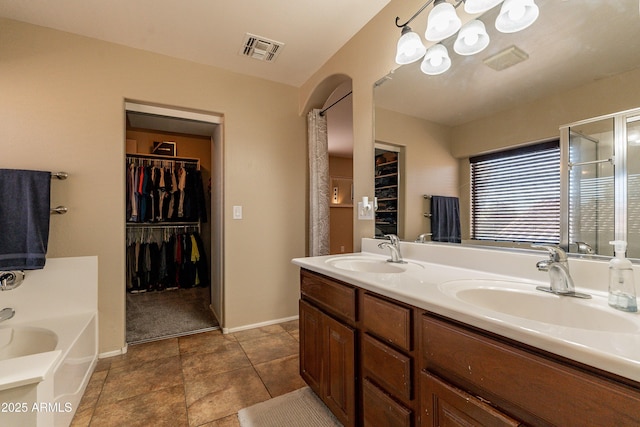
[562,108,640,258]
[566,122,614,256]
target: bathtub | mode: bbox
[0,257,98,427]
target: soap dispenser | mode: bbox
[608,240,638,313]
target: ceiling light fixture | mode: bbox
[394,0,539,75]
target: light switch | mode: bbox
[233,205,243,219]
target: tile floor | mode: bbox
[71,320,305,427]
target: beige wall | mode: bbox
[451,67,640,159]
[0,18,306,353]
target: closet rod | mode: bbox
[127,153,199,163]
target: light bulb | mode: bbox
[426,1,462,41]
[454,20,490,56]
[421,44,451,75]
[508,4,526,20]
[464,33,479,46]
[495,0,539,33]
[395,26,427,64]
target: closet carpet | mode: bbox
[126,287,218,344]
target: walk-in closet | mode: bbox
[125,104,221,344]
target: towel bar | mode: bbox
[50,206,68,215]
[50,172,68,180]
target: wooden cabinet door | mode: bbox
[323,312,357,427]
[420,372,520,427]
[299,299,323,395]
[363,379,413,427]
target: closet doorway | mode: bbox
[124,102,224,344]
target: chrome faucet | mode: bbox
[415,233,432,243]
[0,307,15,323]
[378,234,406,264]
[574,241,594,255]
[0,271,25,291]
[532,245,591,299]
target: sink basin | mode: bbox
[0,326,58,360]
[440,280,639,333]
[326,256,423,274]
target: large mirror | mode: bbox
[374,0,640,258]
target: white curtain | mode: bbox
[308,109,330,256]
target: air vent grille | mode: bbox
[240,33,284,62]
[483,45,529,71]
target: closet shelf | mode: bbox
[126,222,199,228]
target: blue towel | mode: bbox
[0,169,51,270]
[431,196,461,243]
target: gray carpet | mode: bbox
[126,287,218,344]
[238,387,342,427]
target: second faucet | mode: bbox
[378,234,406,264]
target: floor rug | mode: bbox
[238,387,343,427]
[126,287,218,344]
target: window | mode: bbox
[470,140,560,244]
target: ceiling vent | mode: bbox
[240,33,284,62]
[483,45,529,71]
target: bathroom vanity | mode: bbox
[294,239,640,427]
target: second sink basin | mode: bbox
[326,256,424,274]
[439,280,639,333]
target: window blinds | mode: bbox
[470,141,560,244]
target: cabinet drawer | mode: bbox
[420,371,520,427]
[362,333,412,402]
[301,270,356,323]
[363,379,412,427]
[422,315,640,426]
[362,293,412,351]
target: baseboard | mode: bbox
[99,344,128,358]
[222,314,299,334]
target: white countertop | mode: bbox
[292,239,640,383]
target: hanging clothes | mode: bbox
[126,227,209,293]
[125,157,208,224]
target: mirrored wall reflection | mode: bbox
[562,107,640,259]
